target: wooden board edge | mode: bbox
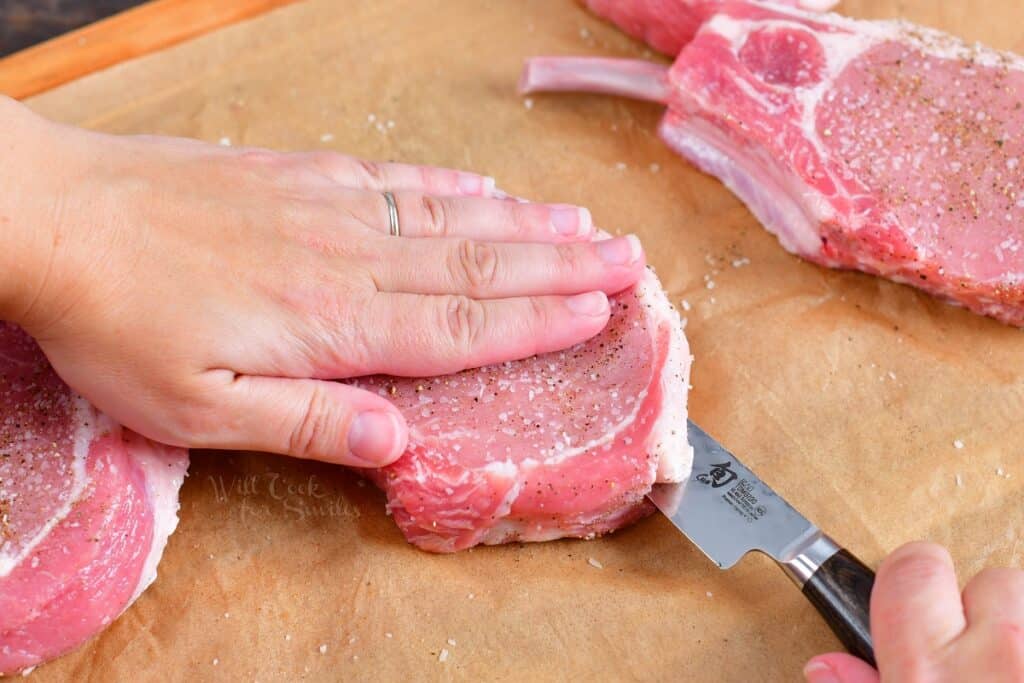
[0,0,302,100]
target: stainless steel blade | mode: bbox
[648,420,821,569]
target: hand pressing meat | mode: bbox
[0,95,647,469]
[0,94,655,672]
[805,542,1024,683]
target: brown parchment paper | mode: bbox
[16,1,1024,680]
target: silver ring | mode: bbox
[383,191,400,237]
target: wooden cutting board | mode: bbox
[16,1,1024,680]
[0,0,300,99]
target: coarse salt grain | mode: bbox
[385,632,394,639]
[218,137,231,146]
[706,591,713,598]
[212,659,219,666]
[681,299,691,311]
[320,133,335,142]
[439,648,450,663]
[319,644,328,654]
[588,557,603,569]
[447,638,457,646]
[524,98,534,110]
[954,439,965,449]
[955,473,964,487]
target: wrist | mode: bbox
[0,97,66,327]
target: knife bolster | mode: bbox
[780,532,840,587]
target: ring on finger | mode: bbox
[382,191,401,237]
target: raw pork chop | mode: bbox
[581,0,837,55]
[522,2,1024,326]
[0,324,188,675]
[350,268,692,553]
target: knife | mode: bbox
[648,421,876,666]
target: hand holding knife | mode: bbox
[649,421,876,666]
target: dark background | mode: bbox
[1,0,143,57]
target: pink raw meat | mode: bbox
[0,324,188,675]
[522,1,1024,326]
[581,0,837,55]
[350,268,692,553]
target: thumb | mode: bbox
[804,654,879,683]
[211,376,408,467]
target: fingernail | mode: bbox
[348,411,405,466]
[550,205,592,236]
[565,291,609,317]
[596,234,643,265]
[803,661,841,683]
[457,173,490,195]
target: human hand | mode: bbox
[1,100,645,468]
[805,542,1024,682]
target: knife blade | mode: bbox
[649,420,876,666]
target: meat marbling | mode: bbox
[0,324,188,675]
[523,1,1024,326]
[581,0,837,56]
[351,268,692,553]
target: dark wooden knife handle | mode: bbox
[802,548,876,667]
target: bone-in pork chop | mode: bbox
[522,1,1024,326]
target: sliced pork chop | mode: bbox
[523,2,1024,326]
[0,323,188,676]
[581,0,837,56]
[350,268,692,553]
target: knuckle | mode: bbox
[239,150,278,167]
[288,385,336,459]
[441,295,488,355]
[160,383,221,445]
[420,195,452,237]
[451,239,500,294]
[555,242,584,275]
[879,544,951,585]
[527,296,551,334]
[506,203,532,238]
[356,158,387,189]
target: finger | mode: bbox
[871,542,966,675]
[804,654,879,683]
[962,568,1024,627]
[375,234,645,298]
[204,376,408,468]
[299,151,496,196]
[357,290,610,376]
[356,190,594,241]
